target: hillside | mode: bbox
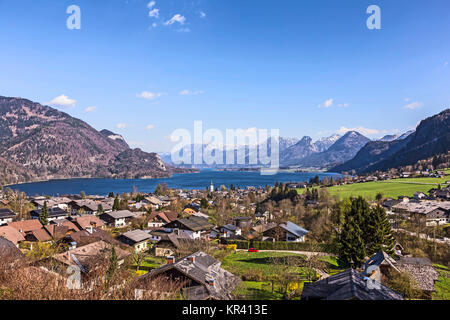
[0,96,184,185]
[295,131,371,168]
[331,109,450,174]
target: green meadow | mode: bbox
[326,181,443,200]
[433,264,450,300]
[296,172,449,201]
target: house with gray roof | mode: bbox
[301,268,403,300]
[30,207,70,222]
[0,208,16,225]
[212,224,242,239]
[262,221,309,242]
[363,251,439,299]
[152,229,193,257]
[163,216,214,240]
[99,210,136,227]
[119,229,151,252]
[137,251,240,300]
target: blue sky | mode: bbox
[0,0,449,152]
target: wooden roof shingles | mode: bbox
[301,269,403,300]
[138,251,240,300]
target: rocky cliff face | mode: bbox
[0,96,183,185]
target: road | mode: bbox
[394,228,450,245]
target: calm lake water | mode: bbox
[8,170,340,196]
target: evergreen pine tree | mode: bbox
[351,197,372,244]
[112,196,120,211]
[39,201,49,226]
[255,202,262,214]
[338,216,366,268]
[107,246,118,282]
[367,205,396,255]
[337,197,369,268]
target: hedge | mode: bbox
[223,240,333,252]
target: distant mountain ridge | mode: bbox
[331,109,450,173]
[291,131,371,168]
[162,131,371,170]
[0,96,190,185]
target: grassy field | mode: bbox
[222,251,344,299]
[325,181,443,200]
[433,264,450,300]
[320,255,345,276]
[392,176,449,184]
[131,256,166,274]
[233,281,286,300]
[296,170,449,201]
[221,251,309,278]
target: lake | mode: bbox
[7,169,341,196]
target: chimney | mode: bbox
[167,256,175,264]
[86,226,93,234]
[187,255,196,263]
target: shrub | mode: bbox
[386,270,423,299]
[242,269,264,282]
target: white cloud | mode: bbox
[176,27,191,33]
[318,98,333,108]
[337,103,349,108]
[147,1,156,9]
[151,22,158,28]
[179,89,204,95]
[117,123,127,129]
[444,61,448,67]
[164,14,186,25]
[317,130,331,136]
[137,91,165,100]
[149,8,159,18]
[200,11,206,18]
[46,94,76,108]
[403,101,423,110]
[84,106,97,113]
[146,124,155,130]
[129,141,146,148]
[336,126,380,136]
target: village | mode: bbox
[0,169,449,301]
